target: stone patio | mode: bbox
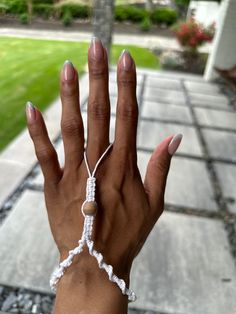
[0,68,235,314]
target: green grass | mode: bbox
[0,37,159,151]
[112,44,160,69]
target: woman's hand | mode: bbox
[26,38,182,314]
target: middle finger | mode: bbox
[87,38,110,168]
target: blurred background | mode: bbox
[0,0,235,313]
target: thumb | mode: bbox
[144,134,183,215]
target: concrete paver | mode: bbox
[145,76,182,90]
[131,212,236,314]
[214,162,236,214]
[141,101,193,124]
[188,92,229,108]
[138,121,203,157]
[203,129,236,162]
[0,190,58,292]
[194,107,236,130]
[0,160,29,210]
[144,86,186,105]
[138,153,217,211]
[184,81,221,95]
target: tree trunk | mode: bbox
[92,0,115,63]
[145,0,154,11]
[27,0,33,24]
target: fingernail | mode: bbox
[120,49,133,71]
[168,134,183,155]
[26,101,36,122]
[90,37,104,61]
[63,60,75,82]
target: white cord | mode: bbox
[50,144,137,302]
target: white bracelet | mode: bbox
[50,143,137,302]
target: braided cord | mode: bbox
[50,144,137,302]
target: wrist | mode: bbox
[53,250,131,314]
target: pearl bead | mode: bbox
[83,201,97,216]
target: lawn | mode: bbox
[0,37,159,151]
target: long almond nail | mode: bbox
[63,60,75,82]
[26,101,36,122]
[168,134,183,155]
[120,50,133,71]
[90,37,104,61]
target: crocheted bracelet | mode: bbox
[50,143,137,302]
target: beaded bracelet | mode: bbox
[50,144,137,302]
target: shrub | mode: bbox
[59,4,90,19]
[20,12,29,24]
[173,18,215,53]
[5,0,27,15]
[62,10,73,26]
[151,8,178,26]
[0,3,9,14]
[114,5,129,21]
[140,17,151,32]
[33,4,53,19]
[33,0,53,3]
[115,5,147,23]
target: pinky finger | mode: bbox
[26,102,62,185]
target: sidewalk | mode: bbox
[0,68,236,313]
[0,27,212,53]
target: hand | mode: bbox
[26,38,182,314]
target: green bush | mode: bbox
[59,4,90,19]
[33,4,53,19]
[140,17,151,32]
[151,8,178,26]
[33,0,53,4]
[175,0,190,7]
[19,12,29,24]
[5,0,27,15]
[115,5,147,23]
[62,10,73,26]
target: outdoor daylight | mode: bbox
[0,0,236,313]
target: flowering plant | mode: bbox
[174,18,215,53]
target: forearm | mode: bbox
[53,253,129,314]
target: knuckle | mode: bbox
[29,123,43,140]
[154,157,169,175]
[36,147,56,164]
[118,75,135,87]
[88,100,110,120]
[61,118,82,137]
[61,82,77,98]
[89,63,106,80]
[117,102,138,122]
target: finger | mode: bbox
[87,38,110,168]
[60,61,84,169]
[114,50,138,160]
[144,134,183,215]
[26,102,62,184]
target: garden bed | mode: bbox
[0,15,175,37]
[155,48,209,75]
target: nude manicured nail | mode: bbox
[63,60,75,81]
[26,101,36,122]
[90,37,104,61]
[120,49,133,70]
[168,134,183,155]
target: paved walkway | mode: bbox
[0,27,211,53]
[0,68,236,314]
